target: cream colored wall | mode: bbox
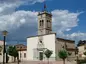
[78,46,85,58]
[27,37,39,60]
[27,33,56,61]
[0,41,3,62]
[55,39,75,60]
[18,51,27,61]
[38,13,52,35]
[43,34,55,60]
[8,51,27,62]
[0,51,3,62]
[55,39,63,60]
[78,46,85,54]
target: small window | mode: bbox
[47,20,50,28]
[42,20,44,26]
[40,20,41,26]
[20,53,22,58]
[84,46,86,49]
[24,53,26,58]
[47,20,48,27]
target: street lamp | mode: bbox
[2,30,8,64]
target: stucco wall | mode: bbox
[55,39,75,61]
[18,51,27,61]
[78,46,86,58]
[27,33,56,61]
[0,41,3,62]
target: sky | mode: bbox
[0,0,86,45]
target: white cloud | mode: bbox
[52,10,80,33]
[0,10,37,31]
[0,0,85,42]
[0,0,45,15]
[0,0,45,31]
[52,10,79,36]
[0,9,85,42]
[66,32,86,43]
[51,10,86,41]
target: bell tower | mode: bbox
[38,4,52,35]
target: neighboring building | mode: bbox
[0,42,27,62]
[0,41,4,62]
[78,40,86,59]
[27,5,76,61]
[15,44,27,61]
[56,38,75,60]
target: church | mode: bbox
[27,5,76,61]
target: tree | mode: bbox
[44,49,53,64]
[83,51,86,59]
[84,51,86,56]
[7,46,18,62]
[58,49,68,64]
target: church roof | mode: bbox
[15,44,27,51]
[27,33,56,38]
[38,12,52,17]
[57,37,75,43]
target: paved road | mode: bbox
[5,61,76,64]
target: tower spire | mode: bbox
[44,2,47,12]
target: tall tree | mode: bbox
[7,46,18,62]
[44,49,53,64]
[58,49,68,64]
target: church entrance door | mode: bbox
[39,52,43,60]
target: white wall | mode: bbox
[0,41,3,62]
[27,33,56,61]
[27,36,39,60]
[43,34,55,60]
[78,46,85,54]
[78,46,85,58]
[18,51,27,61]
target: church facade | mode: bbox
[27,7,76,61]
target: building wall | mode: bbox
[55,39,75,61]
[18,51,27,61]
[27,33,56,61]
[43,33,56,60]
[38,12,52,35]
[78,45,86,58]
[0,41,4,62]
[8,51,27,62]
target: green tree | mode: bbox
[44,49,53,64]
[83,51,86,59]
[7,46,18,62]
[84,51,86,56]
[58,49,68,64]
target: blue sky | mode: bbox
[0,0,86,45]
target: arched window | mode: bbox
[48,20,50,28]
[40,20,42,26]
[40,20,44,26]
[47,20,51,28]
[42,20,44,26]
[47,20,48,27]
